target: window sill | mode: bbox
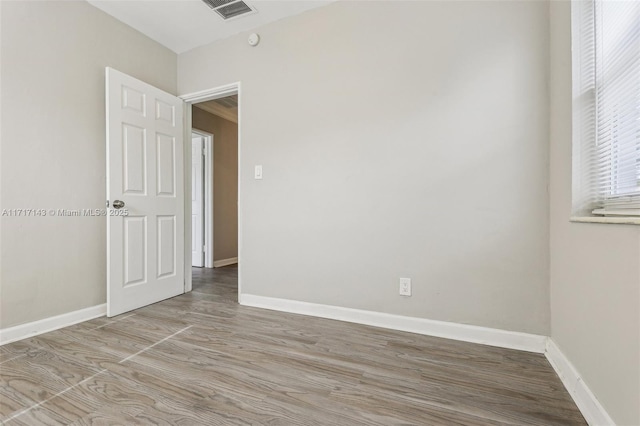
[570,216,640,225]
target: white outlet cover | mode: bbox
[399,278,411,296]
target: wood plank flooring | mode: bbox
[0,266,586,425]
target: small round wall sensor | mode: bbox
[248,33,260,47]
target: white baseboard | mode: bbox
[0,304,106,346]
[545,340,615,426]
[213,257,238,268]
[240,294,547,353]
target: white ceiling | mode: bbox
[87,0,332,54]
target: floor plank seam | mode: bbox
[2,325,194,424]
[119,325,193,364]
[2,368,108,424]
[0,354,26,366]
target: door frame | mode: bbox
[191,128,214,268]
[180,82,241,299]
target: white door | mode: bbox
[106,67,185,317]
[191,135,204,267]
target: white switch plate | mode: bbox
[399,278,411,296]
[254,165,263,180]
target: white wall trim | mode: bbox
[570,215,640,225]
[214,257,238,268]
[240,294,547,353]
[0,304,106,346]
[183,103,193,293]
[180,83,239,104]
[545,339,616,426]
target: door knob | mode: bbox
[112,200,125,209]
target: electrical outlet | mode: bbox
[399,278,411,296]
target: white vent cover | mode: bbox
[201,0,255,20]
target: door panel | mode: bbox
[156,100,176,125]
[106,67,184,317]
[157,215,176,278]
[123,216,146,286]
[156,134,176,196]
[122,124,146,194]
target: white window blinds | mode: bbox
[573,0,640,215]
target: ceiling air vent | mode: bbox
[201,0,255,20]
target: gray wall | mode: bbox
[192,107,239,262]
[179,0,551,334]
[549,2,640,424]
[0,0,177,328]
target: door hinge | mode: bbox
[202,246,206,253]
[202,146,206,156]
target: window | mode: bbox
[572,0,640,216]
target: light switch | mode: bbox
[254,165,263,180]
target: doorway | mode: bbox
[183,84,240,298]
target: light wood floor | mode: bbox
[0,266,586,425]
